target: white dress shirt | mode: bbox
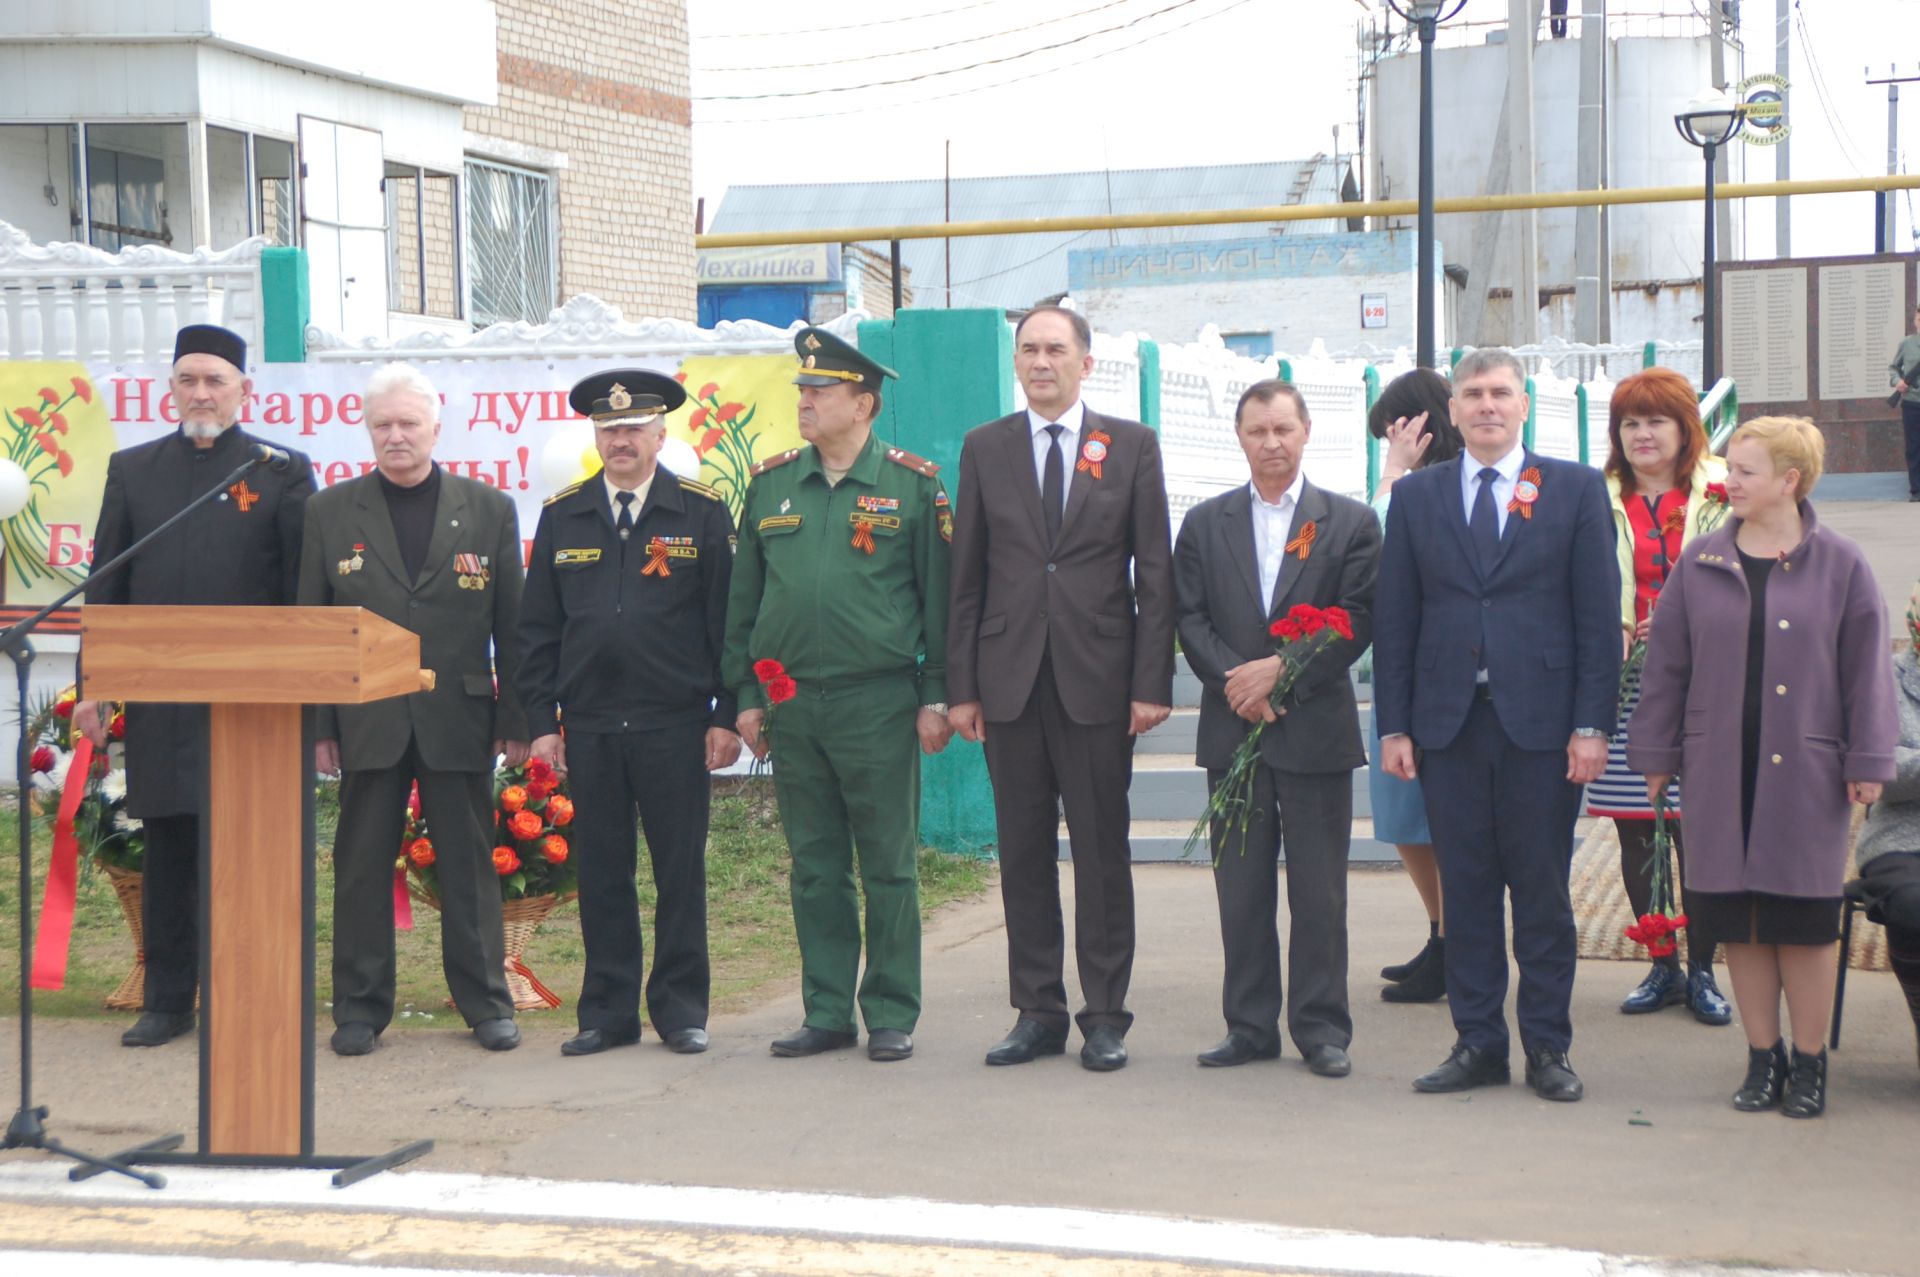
[605,471,654,525]
[1249,470,1307,614]
[1027,399,1087,522]
[1459,441,1526,536]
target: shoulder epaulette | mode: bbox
[883,446,940,478]
[750,448,803,477]
[676,475,724,502]
[543,480,586,507]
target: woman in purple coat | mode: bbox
[1628,416,1896,1119]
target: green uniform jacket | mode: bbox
[297,468,529,772]
[722,432,951,710]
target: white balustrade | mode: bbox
[1527,359,1584,464]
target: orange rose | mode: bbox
[506,809,543,841]
[492,845,520,875]
[500,785,528,813]
[546,794,574,826]
[408,837,436,867]
[542,833,569,864]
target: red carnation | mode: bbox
[1324,606,1354,641]
[30,745,54,773]
[753,658,785,682]
[716,402,743,424]
[35,432,58,456]
[53,699,73,720]
[56,452,72,478]
[16,407,42,428]
[50,412,68,434]
[698,382,720,401]
[1270,619,1302,642]
[673,370,688,383]
[1703,482,1728,503]
[71,376,94,404]
[109,711,125,740]
[765,674,798,705]
[698,427,724,455]
[688,405,709,429]
[39,386,59,403]
[526,757,554,784]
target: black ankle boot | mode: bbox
[1888,930,1920,1070]
[1732,1040,1788,1111]
[1382,937,1447,1003]
[1382,922,1440,983]
[1781,1046,1828,1119]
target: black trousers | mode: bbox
[1209,763,1353,1054]
[332,739,512,1031]
[566,722,711,1036]
[139,814,200,1013]
[1420,697,1583,1056]
[983,655,1136,1036]
[1903,399,1920,496]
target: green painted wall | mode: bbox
[859,310,1013,856]
[260,247,310,363]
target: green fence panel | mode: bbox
[260,247,310,363]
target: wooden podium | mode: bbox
[79,605,434,1183]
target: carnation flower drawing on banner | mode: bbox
[0,364,113,601]
[667,356,802,520]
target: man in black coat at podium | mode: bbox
[75,323,314,1048]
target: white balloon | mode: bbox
[539,424,594,492]
[0,458,30,519]
[657,437,701,479]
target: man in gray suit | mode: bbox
[1174,380,1378,1078]
[299,362,528,1055]
[948,305,1175,1073]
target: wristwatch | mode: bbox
[1572,727,1609,740]
[923,702,949,715]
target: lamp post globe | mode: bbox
[1385,0,1468,368]
[1675,88,1745,390]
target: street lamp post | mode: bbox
[1675,90,1745,390]
[1386,0,1467,368]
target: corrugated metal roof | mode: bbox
[708,157,1353,312]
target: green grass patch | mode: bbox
[0,776,992,1029]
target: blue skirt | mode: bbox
[1368,704,1431,845]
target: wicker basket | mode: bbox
[408,883,576,1011]
[102,864,146,1011]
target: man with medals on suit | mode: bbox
[1174,380,1379,1078]
[948,305,1176,1073]
[299,362,527,1055]
[519,369,740,1058]
[722,326,953,1064]
[1373,348,1621,1101]
[77,323,315,1048]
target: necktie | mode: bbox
[1042,423,1065,545]
[615,489,635,540]
[1471,466,1501,570]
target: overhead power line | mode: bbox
[703,0,1011,40]
[695,0,1256,123]
[696,0,1140,74]
[694,0,1216,101]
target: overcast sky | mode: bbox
[688,0,1918,260]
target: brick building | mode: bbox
[0,0,694,339]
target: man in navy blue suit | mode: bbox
[1373,348,1620,1102]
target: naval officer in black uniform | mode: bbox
[518,370,740,1056]
[76,323,314,1047]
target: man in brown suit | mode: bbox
[948,305,1175,1072]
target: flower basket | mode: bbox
[101,864,146,1011]
[405,881,577,1011]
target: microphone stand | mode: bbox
[1,448,274,1187]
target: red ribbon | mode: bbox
[31,737,93,989]
[642,537,672,576]
[850,518,877,555]
[394,864,414,932]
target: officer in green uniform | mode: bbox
[722,326,953,1063]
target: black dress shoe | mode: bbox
[561,1027,640,1056]
[1080,1025,1128,1072]
[1781,1045,1828,1119]
[1732,1040,1789,1111]
[1381,939,1447,1003]
[984,1019,1067,1066]
[663,1027,709,1054]
[1686,967,1733,1026]
[770,1025,857,1057]
[1620,962,1687,1014]
[1524,1046,1585,1101]
[121,1011,195,1048]
[868,1029,914,1062]
[1413,1041,1510,1092]
[330,1022,378,1056]
[1303,1043,1352,1078]
[474,1017,521,1051]
[1196,1033,1279,1067]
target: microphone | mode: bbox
[253,443,293,471]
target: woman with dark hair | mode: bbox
[1361,368,1462,1002]
[1591,367,1734,1025]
